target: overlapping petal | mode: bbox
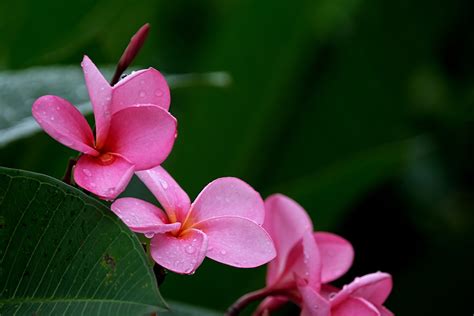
[263,194,313,285]
[74,154,134,199]
[332,297,380,316]
[297,280,330,316]
[196,216,276,268]
[103,105,177,170]
[150,228,208,274]
[314,232,354,283]
[331,272,393,307]
[136,166,191,223]
[32,95,97,155]
[189,178,265,225]
[81,56,113,147]
[111,198,180,234]
[112,68,170,113]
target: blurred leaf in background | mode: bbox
[0,0,473,314]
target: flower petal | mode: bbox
[282,230,321,289]
[314,232,354,283]
[254,297,289,316]
[150,228,208,274]
[73,154,134,200]
[297,279,331,316]
[331,272,393,307]
[136,166,191,223]
[81,56,113,147]
[378,306,394,316]
[332,297,380,316]
[112,68,170,112]
[104,105,177,170]
[196,216,276,268]
[263,194,313,286]
[32,95,97,155]
[189,178,265,225]
[111,197,180,234]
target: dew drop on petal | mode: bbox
[154,89,163,97]
[220,249,227,255]
[90,182,96,188]
[185,245,196,254]
[159,179,168,190]
[144,232,155,238]
[139,90,146,97]
[82,168,92,177]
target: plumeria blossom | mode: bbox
[32,56,176,199]
[240,194,393,316]
[111,166,276,274]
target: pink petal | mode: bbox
[81,56,113,147]
[255,297,289,316]
[150,228,208,274]
[331,272,393,307]
[32,95,97,155]
[112,68,170,112]
[281,230,321,290]
[73,154,134,200]
[332,297,380,316]
[111,197,180,234]
[263,194,313,286]
[378,306,394,316]
[188,177,265,225]
[297,279,331,316]
[103,105,177,170]
[195,216,276,268]
[136,166,191,223]
[314,232,354,283]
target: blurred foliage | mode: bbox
[0,0,473,314]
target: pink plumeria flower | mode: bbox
[111,166,276,274]
[254,194,355,316]
[321,272,393,316]
[32,56,176,199]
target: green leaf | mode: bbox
[0,167,166,315]
[0,66,230,148]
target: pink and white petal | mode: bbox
[111,197,180,234]
[332,297,380,316]
[136,166,191,223]
[263,194,313,285]
[81,56,113,147]
[73,154,134,200]
[189,177,265,225]
[103,105,177,170]
[314,232,354,283]
[196,216,276,268]
[254,296,289,316]
[32,95,97,155]
[150,228,208,274]
[297,280,331,316]
[112,68,170,112]
[282,230,321,289]
[331,272,393,307]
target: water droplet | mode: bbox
[159,179,168,189]
[100,87,105,91]
[82,169,92,177]
[90,182,96,188]
[140,79,145,85]
[50,116,55,121]
[139,91,146,97]
[185,245,196,254]
[154,89,163,97]
[144,232,155,238]
[220,249,227,255]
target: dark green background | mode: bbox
[1,0,473,314]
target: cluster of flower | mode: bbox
[32,51,392,315]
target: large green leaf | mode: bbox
[0,167,166,315]
[0,66,230,148]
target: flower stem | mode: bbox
[62,157,77,184]
[225,288,287,316]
